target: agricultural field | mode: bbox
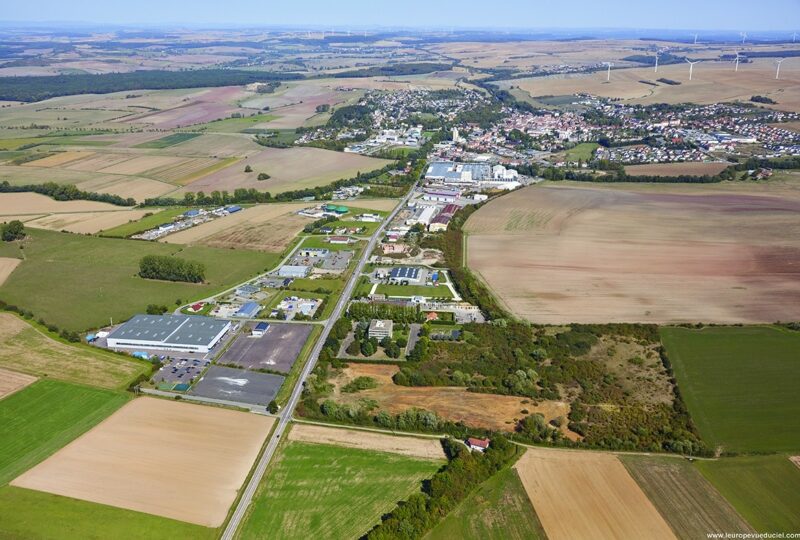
[621,455,755,538]
[13,398,274,527]
[0,368,36,400]
[134,132,201,149]
[0,486,218,540]
[499,57,800,113]
[100,207,190,237]
[427,467,546,540]
[0,258,19,286]
[465,182,800,324]
[514,447,675,540]
[162,202,311,252]
[661,326,800,454]
[0,192,131,215]
[0,228,278,331]
[624,162,730,177]
[329,363,569,431]
[181,146,391,195]
[238,438,440,540]
[22,209,155,234]
[0,313,149,390]
[696,455,800,533]
[0,379,128,485]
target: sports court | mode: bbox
[12,397,274,527]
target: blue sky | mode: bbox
[3,0,799,31]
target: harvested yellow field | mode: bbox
[97,155,186,175]
[21,151,94,168]
[0,257,20,286]
[12,398,274,527]
[466,182,800,324]
[514,447,675,540]
[24,209,153,234]
[0,367,36,399]
[290,423,446,461]
[63,152,132,172]
[73,175,176,200]
[0,192,128,214]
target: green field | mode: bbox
[0,314,149,390]
[286,276,346,294]
[564,142,599,162]
[194,114,278,133]
[238,440,440,540]
[298,235,362,252]
[100,207,189,238]
[375,283,454,299]
[134,132,201,149]
[696,456,800,533]
[661,326,800,453]
[0,229,279,331]
[621,455,754,538]
[0,486,216,540]
[426,467,545,540]
[0,380,128,485]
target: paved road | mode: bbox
[220,187,415,540]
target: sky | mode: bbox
[2,0,799,32]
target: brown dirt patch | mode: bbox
[332,363,569,432]
[625,162,729,177]
[0,257,20,286]
[12,397,274,527]
[290,423,445,461]
[514,447,675,540]
[466,182,800,324]
[0,367,36,399]
[21,151,94,168]
[790,456,800,470]
[24,209,153,234]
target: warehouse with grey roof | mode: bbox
[106,314,232,353]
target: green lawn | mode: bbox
[696,456,800,533]
[375,283,454,299]
[286,276,346,294]
[621,455,755,538]
[134,132,201,149]
[299,235,362,252]
[0,229,279,331]
[0,486,216,540]
[661,326,800,453]
[0,380,128,485]
[426,467,545,540]
[317,219,381,235]
[99,207,189,238]
[238,440,440,540]
[564,142,599,162]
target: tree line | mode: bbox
[0,181,136,206]
[138,255,205,283]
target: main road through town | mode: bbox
[221,185,416,540]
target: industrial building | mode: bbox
[106,314,231,354]
[278,265,311,278]
[252,322,270,337]
[368,319,394,339]
[389,266,422,284]
[234,302,261,318]
[425,161,492,184]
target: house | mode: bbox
[428,214,451,232]
[368,319,394,339]
[234,302,261,319]
[251,321,270,337]
[328,236,351,245]
[425,312,439,322]
[278,265,311,278]
[467,437,491,452]
[188,302,205,313]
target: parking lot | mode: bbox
[217,322,313,373]
[190,366,284,406]
[152,357,211,388]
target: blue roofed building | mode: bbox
[234,302,261,318]
[388,266,422,283]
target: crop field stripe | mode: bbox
[237,440,440,540]
[427,467,547,540]
[696,456,800,533]
[661,326,800,453]
[0,379,128,485]
[134,132,201,149]
[620,455,755,538]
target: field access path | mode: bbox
[221,185,416,540]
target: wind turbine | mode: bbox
[734,51,741,72]
[793,32,798,43]
[775,59,786,80]
[654,51,659,73]
[693,33,698,45]
[686,58,700,81]
[604,62,613,82]
[740,31,747,44]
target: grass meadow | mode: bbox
[621,455,755,538]
[238,440,440,540]
[0,486,217,540]
[696,456,800,533]
[661,326,800,453]
[375,283,454,299]
[134,132,201,149]
[0,229,279,331]
[0,380,128,485]
[99,207,189,238]
[427,467,546,540]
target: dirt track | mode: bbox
[466,182,800,324]
[12,398,274,527]
[515,447,675,540]
[290,423,446,461]
[0,367,36,399]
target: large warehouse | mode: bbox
[106,314,232,353]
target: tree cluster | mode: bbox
[138,255,205,283]
[1,220,24,242]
